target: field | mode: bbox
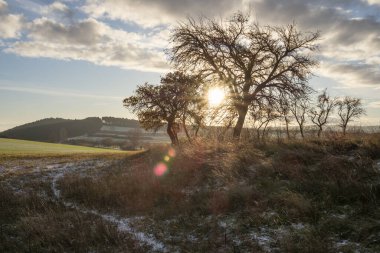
[0,138,128,157]
[1,134,380,252]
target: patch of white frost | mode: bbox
[291,223,305,230]
[251,230,272,252]
[51,163,166,252]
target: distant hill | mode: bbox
[0,117,103,143]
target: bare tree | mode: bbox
[250,99,281,141]
[290,95,309,139]
[277,94,292,139]
[169,12,319,139]
[309,90,336,138]
[123,72,202,145]
[336,96,365,135]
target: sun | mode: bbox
[208,87,225,106]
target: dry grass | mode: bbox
[1,133,380,252]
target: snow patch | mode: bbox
[51,163,166,252]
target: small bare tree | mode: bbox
[250,99,281,141]
[336,96,365,135]
[309,89,336,138]
[277,94,292,139]
[290,95,309,139]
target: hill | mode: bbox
[0,117,104,142]
[0,117,168,147]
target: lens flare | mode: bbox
[154,162,167,176]
[168,148,176,157]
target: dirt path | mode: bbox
[50,161,167,253]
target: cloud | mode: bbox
[367,101,380,108]
[6,17,169,72]
[2,0,380,82]
[247,0,380,88]
[318,62,380,88]
[83,0,241,27]
[0,0,24,39]
[0,85,124,100]
[40,1,74,22]
[366,0,380,5]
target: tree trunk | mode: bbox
[285,118,290,140]
[342,125,347,135]
[195,125,200,137]
[182,116,192,143]
[233,105,248,139]
[299,124,304,139]
[167,122,178,145]
[262,121,270,141]
[317,127,322,138]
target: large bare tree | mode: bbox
[169,12,319,139]
[123,71,202,145]
[336,96,365,135]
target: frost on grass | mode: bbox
[51,162,166,252]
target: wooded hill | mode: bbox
[0,117,139,143]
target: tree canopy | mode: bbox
[123,71,203,145]
[336,96,365,135]
[169,12,320,138]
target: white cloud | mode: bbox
[83,0,241,27]
[367,101,380,108]
[40,1,73,21]
[2,0,380,82]
[6,17,168,72]
[318,62,380,88]
[366,0,380,5]
[0,0,24,39]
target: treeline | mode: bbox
[101,117,140,127]
[5,118,68,131]
[0,117,102,143]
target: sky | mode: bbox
[0,0,380,131]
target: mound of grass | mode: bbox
[57,134,380,252]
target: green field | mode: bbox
[0,138,128,156]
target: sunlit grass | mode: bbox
[0,138,134,158]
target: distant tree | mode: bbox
[277,94,292,139]
[102,137,114,147]
[169,12,319,139]
[123,71,202,145]
[128,128,142,149]
[336,96,365,135]
[290,95,309,139]
[309,89,336,137]
[250,99,281,140]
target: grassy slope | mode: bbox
[0,138,126,156]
